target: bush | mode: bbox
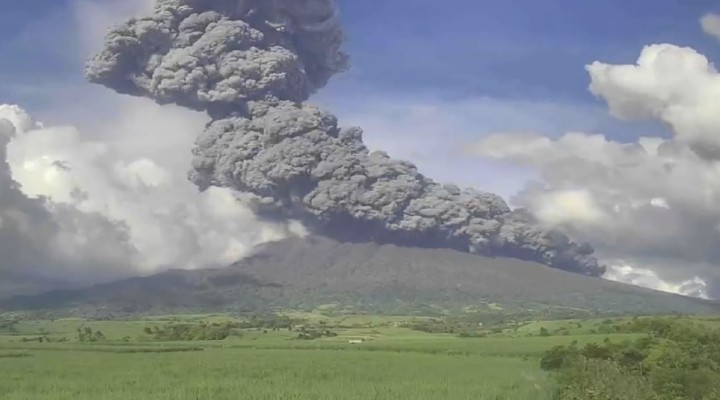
[144,322,237,341]
[544,317,720,400]
[458,331,487,338]
[581,343,614,361]
[296,330,338,340]
[541,345,578,371]
[555,358,656,400]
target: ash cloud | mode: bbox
[86,0,602,276]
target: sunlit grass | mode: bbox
[0,346,553,400]
[0,314,656,399]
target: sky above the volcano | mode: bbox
[2,0,718,195]
[2,0,720,298]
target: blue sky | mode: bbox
[332,0,720,103]
[1,0,719,197]
[3,0,718,109]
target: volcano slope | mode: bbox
[2,236,718,317]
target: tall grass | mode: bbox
[2,316,651,399]
[0,347,553,400]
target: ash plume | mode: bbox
[86,0,603,276]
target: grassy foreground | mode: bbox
[0,348,551,400]
[0,314,718,399]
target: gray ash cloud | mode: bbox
[86,0,603,276]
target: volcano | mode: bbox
[2,236,717,317]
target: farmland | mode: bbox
[3,313,714,399]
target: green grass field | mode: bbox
[0,348,555,400]
[0,313,699,399]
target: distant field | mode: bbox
[0,313,709,400]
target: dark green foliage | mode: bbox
[140,313,315,342]
[143,322,236,341]
[457,331,487,338]
[408,316,518,336]
[407,319,452,334]
[580,343,614,360]
[0,352,31,359]
[540,345,579,371]
[0,318,19,333]
[542,317,720,399]
[295,329,338,340]
[77,327,105,343]
[237,314,296,330]
[555,358,657,400]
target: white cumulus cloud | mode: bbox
[587,44,720,159]
[0,101,303,293]
[471,35,720,299]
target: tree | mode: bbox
[541,345,577,371]
[93,330,105,342]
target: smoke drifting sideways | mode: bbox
[87,0,603,276]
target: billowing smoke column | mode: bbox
[87,0,604,276]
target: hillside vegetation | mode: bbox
[541,317,720,399]
[2,312,720,399]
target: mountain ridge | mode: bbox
[1,236,717,317]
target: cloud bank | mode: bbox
[472,41,720,299]
[0,106,132,294]
[0,101,302,295]
[0,0,309,296]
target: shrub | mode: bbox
[555,358,656,400]
[544,317,720,400]
[540,345,578,371]
[144,322,237,341]
[296,330,338,340]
